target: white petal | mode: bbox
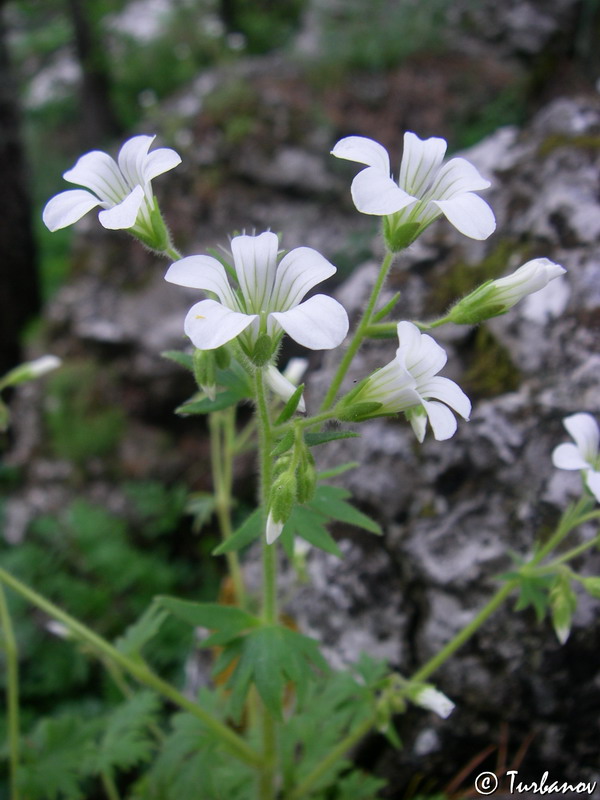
[422,399,458,440]
[231,232,279,313]
[414,686,455,718]
[428,157,491,200]
[351,168,416,216]
[165,256,238,308]
[266,512,284,545]
[184,299,256,350]
[265,365,306,413]
[397,322,447,380]
[271,295,349,350]
[63,150,128,204]
[419,376,471,420]
[270,247,336,311]
[42,189,100,231]
[563,413,600,464]
[331,136,391,172]
[408,411,428,443]
[433,192,496,240]
[98,185,145,229]
[585,470,600,502]
[143,146,182,181]
[117,135,154,188]
[551,443,590,471]
[399,132,447,196]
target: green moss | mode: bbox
[463,327,521,399]
[537,133,600,159]
[429,240,526,316]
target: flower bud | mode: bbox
[269,472,297,529]
[448,258,566,324]
[192,348,216,400]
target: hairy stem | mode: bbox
[0,583,20,800]
[0,567,261,768]
[321,250,395,410]
[210,408,247,607]
[254,367,278,798]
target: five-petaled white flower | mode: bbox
[349,321,471,442]
[552,413,600,502]
[331,132,496,248]
[42,135,181,241]
[165,231,349,354]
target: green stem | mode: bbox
[289,578,518,799]
[0,567,261,768]
[410,579,517,684]
[254,367,278,798]
[0,583,20,800]
[101,772,121,800]
[209,409,247,607]
[538,534,600,572]
[164,245,183,261]
[321,250,395,410]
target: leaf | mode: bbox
[309,485,382,535]
[580,576,600,599]
[304,430,360,447]
[19,715,96,800]
[186,492,217,533]
[176,362,252,415]
[317,461,359,480]
[115,603,169,659]
[272,429,295,457]
[161,350,193,371]
[513,573,553,622]
[212,508,262,555]
[224,626,328,722]
[84,692,160,778]
[157,597,261,646]
[283,505,342,557]
[275,384,305,424]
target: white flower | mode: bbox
[552,413,600,502]
[449,258,567,324]
[413,686,455,719]
[265,358,308,413]
[331,132,495,246]
[42,135,181,237]
[351,321,471,442]
[165,231,349,355]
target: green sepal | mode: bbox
[214,345,231,370]
[176,362,252,415]
[212,508,262,555]
[275,384,305,424]
[383,217,421,252]
[251,334,274,366]
[549,572,577,644]
[270,472,297,524]
[336,402,383,422]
